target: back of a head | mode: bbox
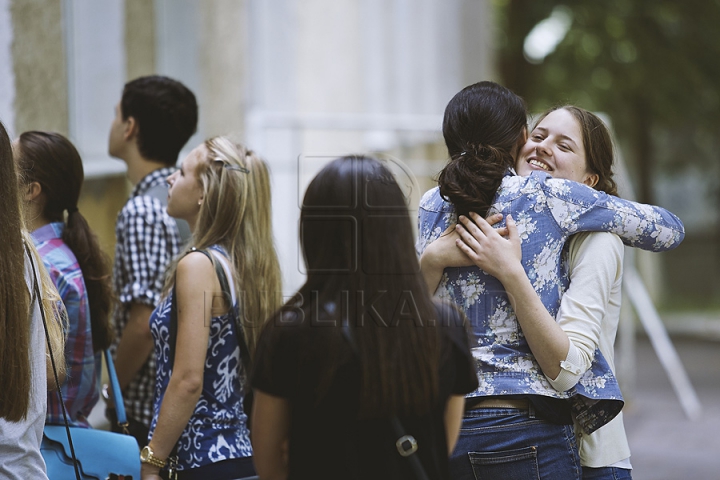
[299,156,440,417]
[121,75,198,166]
[16,131,84,221]
[439,81,527,218]
[537,105,618,196]
[301,156,419,287]
[16,131,114,352]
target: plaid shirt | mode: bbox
[111,167,181,427]
[32,222,101,427]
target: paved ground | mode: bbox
[624,335,720,480]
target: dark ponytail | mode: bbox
[438,146,514,219]
[439,81,528,218]
[16,131,114,352]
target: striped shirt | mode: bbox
[111,167,182,427]
[32,222,100,427]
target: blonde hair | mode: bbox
[24,232,67,382]
[164,137,282,357]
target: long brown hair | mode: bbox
[16,131,114,352]
[164,137,282,358]
[0,122,65,420]
[0,121,32,421]
[291,156,441,417]
[438,81,528,218]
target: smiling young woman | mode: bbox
[516,108,598,187]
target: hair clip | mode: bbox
[213,159,249,173]
[224,164,250,173]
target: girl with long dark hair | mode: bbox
[251,156,479,480]
[16,131,114,427]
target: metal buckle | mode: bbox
[167,456,179,480]
[118,421,130,436]
[395,434,418,457]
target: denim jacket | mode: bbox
[417,170,685,433]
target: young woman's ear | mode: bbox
[24,181,43,202]
[583,173,599,189]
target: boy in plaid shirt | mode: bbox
[107,75,197,447]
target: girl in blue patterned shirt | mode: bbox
[143,137,282,480]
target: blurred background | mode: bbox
[1,1,718,478]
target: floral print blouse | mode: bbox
[417,170,685,433]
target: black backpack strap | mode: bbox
[168,248,252,372]
[341,325,430,480]
[24,242,83,480]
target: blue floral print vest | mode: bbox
[417,170,684,433]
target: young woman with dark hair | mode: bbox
[15,131,114,427]
[251,156,479,480]
[0,121,65,479]
[416,82,685,480]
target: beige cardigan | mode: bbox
[549,231,632,469]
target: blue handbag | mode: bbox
[40,351,141,479]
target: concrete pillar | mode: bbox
[0,0,15,133]
[198,0,247,139]
[10,0,68,135]
[125,0,156,80]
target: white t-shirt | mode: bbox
[0,255,49,479]
[549,231,632,469]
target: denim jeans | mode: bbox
[582,466,633,479]
[449,407,581,480]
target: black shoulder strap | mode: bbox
[24,243,83,480]
[168,248,252,373]
[341,325,430,480]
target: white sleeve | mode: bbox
[546,232,624,391]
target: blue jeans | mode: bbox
[582,466,633,479]
[449,407,581,480]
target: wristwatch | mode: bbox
[140,445,167,468]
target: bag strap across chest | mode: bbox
[168,247,252,373]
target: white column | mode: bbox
[154,0,203,151]
[0,0,15,134]
[63,0,126,178]
[247,0,303,295]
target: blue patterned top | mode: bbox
[417,171,684,433]
[149,245,252,470]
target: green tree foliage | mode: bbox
[495,0,720,204]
